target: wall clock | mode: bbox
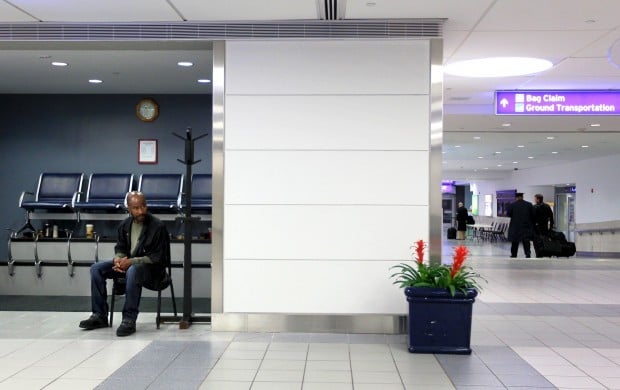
[136,98,159,122]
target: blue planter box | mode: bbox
[405,287,478,354]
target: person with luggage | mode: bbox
[533,194,554,236]
[507,192,535,258]
[455,202,468,240]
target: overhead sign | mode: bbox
[495,90,620,115]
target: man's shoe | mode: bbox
[79,314,108,330]
[510,255,517,258]
[116,320,136,337]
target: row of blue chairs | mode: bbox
[18,173,212,228]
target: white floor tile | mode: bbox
[42,378,103,390]
[545,375,607,389]
[199,380,251,390]
[303,369,352,383]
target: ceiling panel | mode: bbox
[10,0,182,22]
[477,0,620,31]
[450,30,607,62]
[0,49,212,94]
[344,0,493,30]
[0,2,37,22]
[170,0,319,21]
[548,57,620,77]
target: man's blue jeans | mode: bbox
[90,261,149,322]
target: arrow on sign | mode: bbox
[500,98,509,108]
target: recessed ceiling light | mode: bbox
[590,123,601,127]
[477,156,484,159]
[517,145,525,148]
[51,61,67,67]
[495,151,502,154]
[546,136,555,140]
[444,57,553,78]
[177,61,193,67]
[366,2,376,6]
[483,167,489,170]
[581,145,589,148]
[473,136,481,140]
[497,164,503,167]
[88,79,103,84]
[197,79,211,83]
[552,151,558,154]
[512,161,518,164]
[501,123,511,127]
[528,156,534,159]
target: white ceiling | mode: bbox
[1,0,620,183]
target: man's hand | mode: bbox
[112,257,131,273]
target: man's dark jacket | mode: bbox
[507,199,535,241]
[534,203,554,234]
[115,213,169,272]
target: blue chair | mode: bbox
[72,173,134,212]
[178,173,212,214]
[137,174,183,212]
[18,173,84,234]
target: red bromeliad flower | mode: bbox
[413,240,425,264]
[451,245,469,277]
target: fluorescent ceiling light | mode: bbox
[197,79,211,83]
[51,62,67,67]
[88,79,103,84]
[177,61,193,67]
[444,57,553,77]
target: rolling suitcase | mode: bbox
[534,230,576,258]
[548,230,576,257]
[533,235,562,258]
[447,227,457,239]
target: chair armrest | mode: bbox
[71,191,84,208]
[18,191,34,207]
[177,191,185,210]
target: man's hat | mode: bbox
[516,192,524,197]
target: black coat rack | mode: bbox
[171,127,210,329]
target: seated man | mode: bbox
[79,191,169,336]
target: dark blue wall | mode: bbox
[0,94,212,257]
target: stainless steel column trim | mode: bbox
[211,40,225,313]
[212,313,407,334]
[429,38,444,264]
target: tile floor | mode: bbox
[1,239,620,389]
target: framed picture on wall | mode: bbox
[138,139,158,164]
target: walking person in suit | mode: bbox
[507,192,536,258]
[455,202,468,240]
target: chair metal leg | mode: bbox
[170,282,177,316]
[156,290,161,329]
[109,293,115,327]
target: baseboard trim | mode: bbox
[577,251,620,259]
[211,313,407,334]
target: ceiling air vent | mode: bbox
[318,0,342,20]
[0,20,443,41]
